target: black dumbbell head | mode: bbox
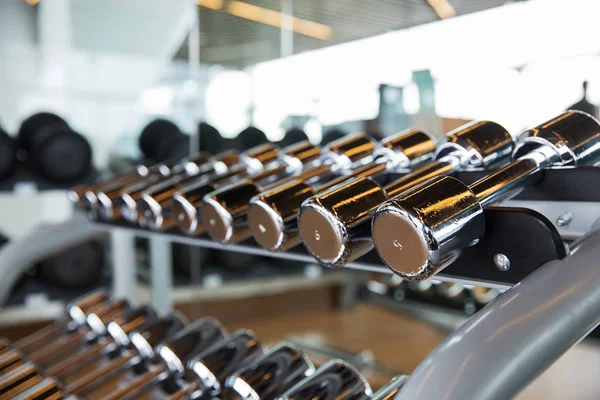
[156,133,190,162]
[199,122,222,153]
[18,112,69,152]
[238,126,268,149]
[139,118,182,160]
[0,128,16,179]
[279,128,309,148]
[321,128,347,145]
[35,125,92,182]
[39,241,104,288]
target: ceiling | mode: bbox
[175,0,513,68]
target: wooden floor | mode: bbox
[219,304,600,398]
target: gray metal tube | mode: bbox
[0,213,101,305]
[395,221,600,400]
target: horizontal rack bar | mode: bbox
[94,223,514,290]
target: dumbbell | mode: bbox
[119,150,235,226]
[9,376,67,399]
[101,317,228,400]
[198,121,222,153]
[139,118,190,162]
[67,313,187,396]
[368,375,409,399]
[27,299,130,369]
[238,126,269,150]
[278,359,372,400]
[279,128,309,148]
[299,121,514,268]
[173,140,322,236]
[0,362,45,398]
[134,150,246,230]
[202,133,378,244]
[0,298,129,382]
[0,127,16,180]
[68,160,173,210]
[95,152,212,222]
[178,329,265,398]
[372,111,600,280]
[248,129,437,252]
[9,290,110,355]
[18,112,92,182]
[44,306,156,380]
[139,141,285,231]
[223,342,315,400]
[38,240,104,289]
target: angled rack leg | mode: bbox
[0,213,101,305]
[396,219,600,400]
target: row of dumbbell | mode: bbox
[0,290,405,399]
[71,111,600,281]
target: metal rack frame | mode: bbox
[396,218,600,399]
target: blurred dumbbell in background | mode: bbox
[18,112,93,183]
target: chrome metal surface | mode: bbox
[157,317,228,376]
[173,167,249,236]
[372,129,437,170]
[435,120,514,167]
[395,221,600,400]
[299,120,514,269]
[179,152,212,175]
[248,129,436,253]
[493,253,510,271]
[224,342,315,400]
[368,375,408,400]
[67,290,111,326]
[240,143,281,173]
[202,135,377,245]
[85,299,130,335]
[514,110,600,166]
[374,111,600,280]
[129,314,187,361]
[299,177,388,268]
[319,133,377,171]
[187,330,265,397]
[137,174,200,231]
[278,140,321,173]
[373,175,483,279]
[278,359,372,400]
[107,306,158,347]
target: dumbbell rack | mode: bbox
[0,167,600,398]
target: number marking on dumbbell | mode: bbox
[258,224,266,234]
[393,239,403,250]
[315,230,320,241]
